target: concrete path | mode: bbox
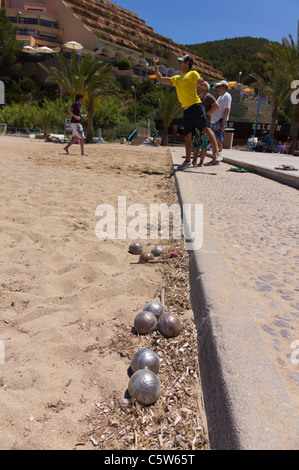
[170,147,299,450]
[222,148,299,189]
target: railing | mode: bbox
[36,36,63,45]
[127,128,138,144]
[5,127,64,136]
[95,133,129,142]
[4,128,133,142]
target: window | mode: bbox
[17,29,36,37]
[40,19,57,29]
[23,18,38,25]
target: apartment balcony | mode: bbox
[16,30,63,47]
[7,7,63,47]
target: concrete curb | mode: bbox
[223,157,299,190]
[170,148,299,450]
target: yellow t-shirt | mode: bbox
[171,71,201,108]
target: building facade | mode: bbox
[4,0,223,80]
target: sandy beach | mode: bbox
[0,137,207,450]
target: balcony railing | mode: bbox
[37,36,63,45]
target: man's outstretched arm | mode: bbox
[153,58,173,85]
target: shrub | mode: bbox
[117,59,132,70]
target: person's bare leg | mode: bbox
[184,133,193,162]
[204,127,219,162]
[192,148,199,166]
[80,138,87,156]
[199,149,207,166]
[64,136,78,154]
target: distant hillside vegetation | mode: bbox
[186,37,271,84]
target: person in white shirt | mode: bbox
[211,80,232,158]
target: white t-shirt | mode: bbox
[211,92,232,124]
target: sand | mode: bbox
[0,137,206,450]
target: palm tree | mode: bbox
[42,50,116,142]
[251,70,290,140]
[259,21,299,153]
[156,86,183,145]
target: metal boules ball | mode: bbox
[151,245,163,257]
[128,369,161,406]
[139,251,155,263]
[131,348,160,374]
[134,311,157,335]
[129,241,143,255]
[144,301,165,319]
[158,313,182,338]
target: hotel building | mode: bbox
[4,0,223,80]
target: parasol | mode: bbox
[22,46,37,54]
[64,41,83,50]
[36,46,55,53]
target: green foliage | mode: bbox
[0,7,22,78]
[93,96,123,129]
[259,23,299,82]
[41,49,117,141]
[3,76,57,105]
[117,59,132,70]
[157,86,182,126]
[258,22,299,152]
[124,79,160,123]
[186,37,270,83]
[106,118,156,139]
[156,86,183,145]
[0,98,68,132]
[278,110,291,126]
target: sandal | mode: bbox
[228,167,248,173]
[275,164,298,171]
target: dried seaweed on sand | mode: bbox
[80,239,209,451]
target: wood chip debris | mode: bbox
[80,237,210,451]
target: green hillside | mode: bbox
[186,37,271,84]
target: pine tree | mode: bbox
[0,6,22,78]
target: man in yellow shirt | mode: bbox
[154,55,221,168]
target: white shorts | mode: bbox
[71,123,85,139]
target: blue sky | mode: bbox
[114,0,298,45]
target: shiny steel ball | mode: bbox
[129,241,143,255]
[158,313,182,338]
[128,369,161,406]
[151,245,163,257]
[139,251,155,263]
[134,311,157,335]
[143,301,165,319]
[131,348,160,374]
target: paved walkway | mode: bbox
[222,148,299,189]
[170,147,299,450]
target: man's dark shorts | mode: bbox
[182,103,210,136]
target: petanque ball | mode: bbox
[131,348,160,374]
[151,245,163,257]
[128,369,161,406]
[134,311,157,335]
[143,301,165,319]
[129,241,143,255]
[158,313,182,338]
[139,251,155,263]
